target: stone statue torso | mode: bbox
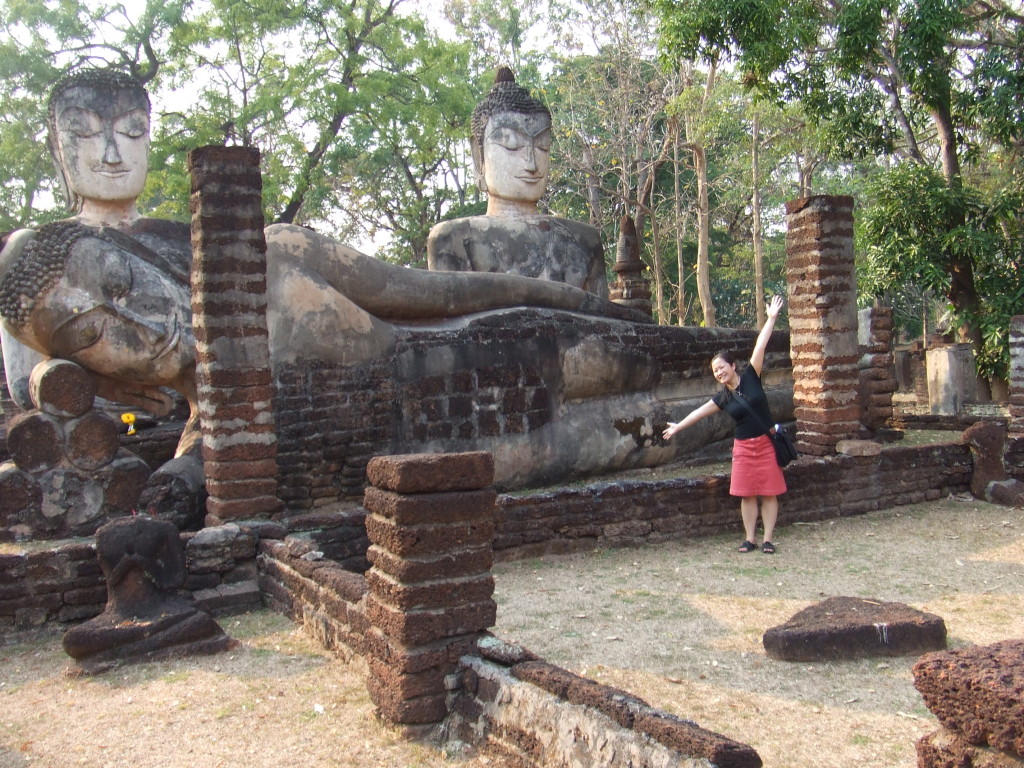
[427,215,609,299]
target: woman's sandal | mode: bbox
[761,541,776,554]
[738,540,758,553]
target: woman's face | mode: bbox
[29,236,194,388]
[481,110,551,204]
[53,85,150,205]
[711,355,737,386]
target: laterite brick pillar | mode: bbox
[785,195,860,456]
[1008,316,1024,433]
[363,452,497,727]
[858,305,896,433]
[1003,317,1024,478]
[188,146,282,525]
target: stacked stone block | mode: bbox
[362,451,497,726]
[0,359,150,541]
[188,146,281,525]
[785,195,860,455]
[1008,316,1024,434]
[857,306,897,433]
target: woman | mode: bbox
[662,295,787,554]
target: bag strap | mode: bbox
[730,388,775,437]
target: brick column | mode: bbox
[188,146,281,525]
[362,452,497,728]
[858,306,896,433]
[1008,316,1024,433]
[785,195,860,455]
[1003,317,1024,479]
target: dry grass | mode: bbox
[491,495,1024,768]
[1,491,1020,768]
[0,611,501,768]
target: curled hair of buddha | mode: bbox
[0,220,98,328]
[46,68,151,211]
[470,66,551,159]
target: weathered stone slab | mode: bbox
[762,595,947,661]
[913,638,1024,758]
[366,452,494,494]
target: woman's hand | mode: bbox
[767,294,784,319]
[662,421,681,440]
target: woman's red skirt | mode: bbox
[730,434,787,497]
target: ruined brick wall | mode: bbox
[1,441,971,629]
[257,537,371,658]
[0,523,264,629]
[272,315,790,508]
[451,650,761,768]
[494,441,971,559]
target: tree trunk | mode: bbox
[752,112,765,327]
[689,142,715,327]
[673,129,687,326]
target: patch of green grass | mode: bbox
[161,669,190,684]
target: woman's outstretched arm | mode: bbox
[749,294,784,376]
[662,399,722,440]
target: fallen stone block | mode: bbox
[762,595,947,661]
[913,638,1024,758]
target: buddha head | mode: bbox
[46,69,151,217]
[0,220,195,395]
[470,67,552,215]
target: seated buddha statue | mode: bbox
[426,67,608,298]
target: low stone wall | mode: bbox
[0,441,973,630]
[0,522,268,629]
[257,537,370,658]
[450,642,761,768]
[494,441,972,559]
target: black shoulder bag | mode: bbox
[731,390,798,467]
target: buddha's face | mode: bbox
[52,85,150,205]
[481,111,551,205]
[28,236,194,389]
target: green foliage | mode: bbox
[861,164,1023,379]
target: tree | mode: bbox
[541,0,685,322]
[0,0,187,231]
[0,0,483,262]
[648,0,1024,380]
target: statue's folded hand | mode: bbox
[90,374,174,417]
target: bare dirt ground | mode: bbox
[2,491,1022,768]
[491,494,1024,768]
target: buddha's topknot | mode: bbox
[471,67,550,150]
[47,69,150,135]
